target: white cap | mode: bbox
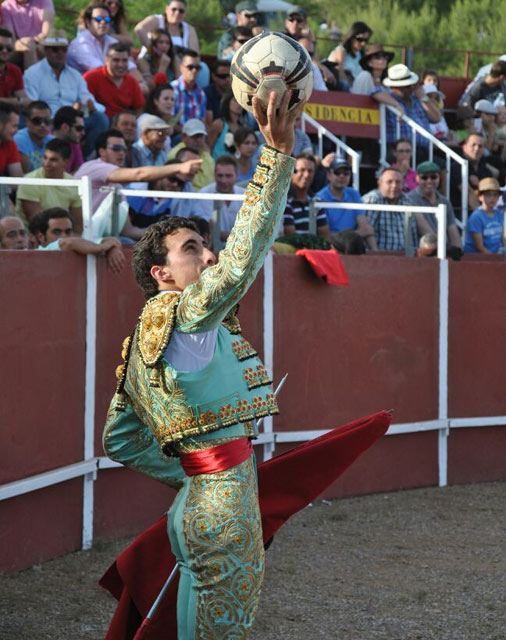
[182,119,207,136]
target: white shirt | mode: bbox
[198,182,245,229]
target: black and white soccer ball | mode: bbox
[230,32,314,113]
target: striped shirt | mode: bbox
[171,76,207,124]
[283,189,328,234]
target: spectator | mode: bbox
[101,0,132,46]
[14,99,54,172]
[450,133,494,215]
[363,167,417,251]
[110,109,136,165]
[125,162,178,229]
[424,84,449,141]
[134,0,199,54]
[171,48,206,125]
[495,106,506,164]
[53,106,85,173]
[33,206,125,272]
[406,161,461,251]
[421,69,440,90]
[451,105,477,144]
[331,229,366,254]
[351,44,394,95]
[0,215,28,249]
[136,29,179,89]
[459,55,506,107]
[284,6,313,41]
[0,102,22,178]
[390,138,417,192]
[131,115,170,168]
[67,2,117,74]
[137,83,176,146]
[168,118,214,189]
[328,21,373,88]
[292,113,312,157]
[371,64,441,150]
[204,59,231,120]
[416,232,437,257]
[0,0,54,69]
[207,90,245,159]
[164,146,203,217]
[222,26,253,61]
[474,99,499,154]
[464,60,506,109]
[198,155,245,240]
[73,129,201,231]
[0,27,28,107]
[217,1,258,59]
[233,125,259,184]
[297,36,328,92]
[316,157,376,249]
[464,178,503,254]
[283,153,329,238]
[84,42,145,119]
[24,29,109,156]
[15,137,82,231]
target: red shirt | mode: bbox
[0,62,23,98]
[0,139,21,174]
[83,66,145,118]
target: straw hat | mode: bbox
[359,44,394,70]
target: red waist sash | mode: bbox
[179,437,253,476]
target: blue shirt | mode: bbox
[13,128,54,171]
[315,184,363,232]
[464,206,504,253]
[23,58,95,117]
[131,139,167,167]
[171,76,207,124]
[371,87,431,147]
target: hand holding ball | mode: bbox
[230,32,314,113]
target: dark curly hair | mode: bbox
[132,217,199,299]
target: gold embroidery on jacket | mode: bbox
[232,337,258,361]
[138,292,179,366]
[243,365,272,389]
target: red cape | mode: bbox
[100,410,391,639]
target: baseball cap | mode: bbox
[474,99,498,115]
[416,161,441,174]
[235,1,257,15]
[329,158,351,171]
[140,115,170,133]
[182,119,207,136]
[288,5,307,17]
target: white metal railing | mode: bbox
[379,104,469,228]
[313,200,448,259]
[301,112,361,192]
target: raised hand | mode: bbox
[252,91,303,156]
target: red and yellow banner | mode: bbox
[304,91,380,138]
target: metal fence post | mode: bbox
[111,187,121,237]
[0,185,10,218]
[308,198,317,236]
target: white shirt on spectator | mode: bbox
[67,29,118,74]
[198,182,245,230]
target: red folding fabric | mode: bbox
[296,248,349,286]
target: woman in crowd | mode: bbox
[390,138,417,193]
[208,90,246,160]
[136,28,179,89]
[328,21,373,87]
[103,0,132,45]
[233,126,259,185]
[351,44,394,95]
[134,0,199,53]
[137,83,179,149]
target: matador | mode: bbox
[103,92,298,639]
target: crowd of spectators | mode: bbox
[0,0,504,260]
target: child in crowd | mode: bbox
[464,177,504,254]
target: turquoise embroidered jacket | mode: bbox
[103,146,295,486]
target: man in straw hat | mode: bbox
[371,63,441,150]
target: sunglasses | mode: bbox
[395,148,411,153]
[149,129,168,136]
[287,16,304,23]
[355,36,369,43]
[236,39,250,45]
[92,15,112,23]
[108,144,127,151]
[169,7,185,13]
[185,64,201,71]
[73,125,85,132]
[333,169,351,176]
[419,174,439,181]
[242,12,259,18]
[30,116,52,125]
[371,53,389,59]
[47,46,67,52]
[0,44,13,53]
[214,72,230,79]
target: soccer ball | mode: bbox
[230,32,314,113]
